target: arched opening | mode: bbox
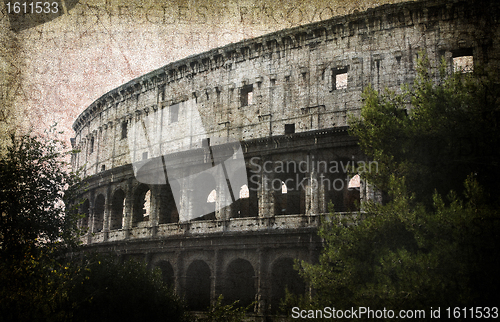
[93,194,105,232]
[230,167,258,218]
[222,259,256,308]
[228,167,257,218]
[232,184,249,218]
[270,258,305,313]
[156,260,175,288]
[80,199,89,230]
[322,158,354,212]
[345,174,361,211]
[275,178,305,215]
[111,189,125,230]
[192,173,216,221]
[133,184,151,226]
[185,260,211,311]
[158,180,180,224]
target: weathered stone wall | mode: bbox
[72,0,499,177]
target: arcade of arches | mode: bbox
[77,159,362,233]
[150,252,313,314]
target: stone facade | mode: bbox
[71,0,500,317]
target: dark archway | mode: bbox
[270,257,305,313]
[231,184,250,218]
[93,194,105,232]
[274,178,306,215]
[110,189,125,230]
[156,260,175,288]
[345,174,361,211]
[158,180,180,224]
[80,199,89,230]
[185,260,211,311]
[133,184,151,226]
[231,168,258,218]
[222,258,256,308]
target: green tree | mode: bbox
[0,129,189,321]
[0,253,189,322]
[196,295,253,322]
[292,56,500,317]
[0,127,82,258]
[297,176,499,314]
[350,56,500,207]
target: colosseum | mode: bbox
[71,0,499,317]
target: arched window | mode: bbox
[111,189,125,230]
[156,261,175,288]
[222,259,255,308]
[80,199,89,230]
[275,178,305,215]
[207,189,216,203]
[93,194,105,232]
[270,258,305,313]
[192,173,216,221]
[159,181,179,224]
[185,260,211,311]
[239,184,249,199]
[133,184,151,226]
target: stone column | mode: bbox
[178,175,193,222]
[211,249,223,306]
[88,190,95,243]
[149,185,160,237]
[258,158,275,218]
[175,251,185,294]
[103,185,112,241]
[215,166,231,221]
[307,170,320,215]
[123,180,134,238]
[318,173,327,214]
[256,248,269,315]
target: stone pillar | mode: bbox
[87,190,95,243]
[318,173,327,214]
[307,170,319,215]
[178,175,193,222]
[363,180,382,205]
[211,249,223,306]
[215,167,230,221]
[150,185,160,237]
[103,185,112,241]
[123,180,134,238]
[175,251,185,294]
[258,158,275,218]
[256,248,269,315]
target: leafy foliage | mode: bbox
[291,55,500,316]
[196,295,253,322]
[0,253,189,322]
[349,56,500,206]
[0,129,189,322]
[297,176,499,313]
[0,127,82,258]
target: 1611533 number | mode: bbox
[6,2,59,14]
[446,307,498,319]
